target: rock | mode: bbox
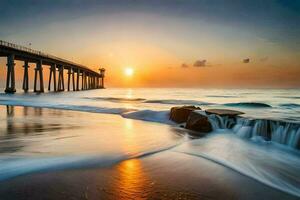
[205,109,244,117]
[185,111,212,134]
[170,106,201,123]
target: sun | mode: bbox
[124,67,134,76]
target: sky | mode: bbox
[0,0,300,88]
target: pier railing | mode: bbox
[0,40,91,71]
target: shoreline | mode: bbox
[2,103,299,150]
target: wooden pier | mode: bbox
[0,40,105,93]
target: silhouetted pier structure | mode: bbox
[0,40,105,93]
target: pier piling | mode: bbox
[34,60,44,93]
[22,61,29,92]
[5,54,16,93]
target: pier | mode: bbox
[0,40,105,93]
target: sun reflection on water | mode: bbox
[126,88,133,99]
[114,159,150,199]
[121,119,139,155]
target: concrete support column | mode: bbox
[86,74,88,90]
[81,71,85,90]
[57,65,65,91]
[88,74,91,89]
[86,74,89,90]
[67,67,76,91]
[76,69,80,91]
[93,76,96,89]
[87,75,90,89]
[5,54,16,93]
[96,77,98,88]
[89,76,92,89]
[92,76,94,89]
[85,74,87,90]
[92,76,95,89]
[101,77,104,88]
[67,68,71,91]
[34,60,44,93]
[22,61,29,92]
[48,64,57,91]
[72,68,75,91]
[81,71,84,90]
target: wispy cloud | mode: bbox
[193,59,207,67]
[181,63,189,68]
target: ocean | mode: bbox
[0,88,299,198]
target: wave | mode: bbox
[122,110,174,124]
[276,96,300,99]
[0,142,183,182]
[280,103,300,108]
[172,132,300,198]
[0,98,299,149]
[0,99,176,125]
[87,97,214,106]
[174,149,300,198]
[224,102,272,108]
[86,97,146,103]
[0,95,299,149]
[0,100,136,115]
[144,99,214,106]
[206,95,238,98]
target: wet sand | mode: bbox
[0,151,297,200]
[0,105,298,199]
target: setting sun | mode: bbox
[124,68,134,77]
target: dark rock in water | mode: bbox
[205,109,244,117]
[170,106,201,123]
[185,111,212,135]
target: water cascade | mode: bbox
[206,114,300,149]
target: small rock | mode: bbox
[170,106,201,123]
[185,111,212,135]
[205,109,244,117]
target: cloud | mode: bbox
[193,59,207,67]
[243,58,250,63]
[181,63,189,68]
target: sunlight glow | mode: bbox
[124,68,134,77]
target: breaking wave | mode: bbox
[122,110,173,124]
[144,99,214,106]
[0,142,183,182]
[224,102,272,108]
[86,97,146,102]
[206,95,238,98]
[173,133,300,198]
[279,103,300,108]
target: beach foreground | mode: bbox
[0,105,299,199]
[0,151,297,200]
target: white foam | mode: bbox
[121,110,175,124]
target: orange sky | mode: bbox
[1,1,300,88]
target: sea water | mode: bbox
[0,88,299,197]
